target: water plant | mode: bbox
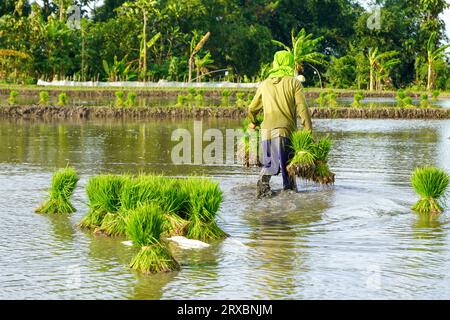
[411,167,449,215]
[125,92,137,107]
[36,167,79,214]
[39,91,49,105]
[115,91,124,107]
[7,90,18,105]
[351,91,364,108]
[57,93,68,106]
[126,203,179,274]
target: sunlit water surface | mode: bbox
[0,118,449,299]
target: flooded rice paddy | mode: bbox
[0,118,449,299]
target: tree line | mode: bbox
[0,0,449,91]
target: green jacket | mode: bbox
[248,76,312,141]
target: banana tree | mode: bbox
[272,28,326,76]
[123,0,158,81]
[189,31,211,82]
[367,48,399,91]
[102,55,136,82]
[426,32,450,90]
[194,51,214,82]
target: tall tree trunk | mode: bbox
[369,63,375,91]
[427,60,433,90]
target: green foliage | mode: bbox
[411,167,449,214]
[7,90,18,105]
[115,91,124,107]
[432,90,440,101]
[326,90,338,108]
[125,92,137,107]
[177,94,188,106]
[288,131,335,184]
[57,93,68,106]
[126,203,179,273]
[325,55,356,89]
[38,91,49,105]
[36,167,79,214]
[351,91,364,108]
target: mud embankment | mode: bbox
[1,105,449,120]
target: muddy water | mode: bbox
[0,118,449,299]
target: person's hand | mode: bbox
[248,123,257,130]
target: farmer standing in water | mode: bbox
[248,50,313,198]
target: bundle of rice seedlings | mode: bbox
[238,115,263,167]
[57,93,68,106]
[120,175,165,211]
[432,90,440,102]
[36,167,79,214]
[7,90,18,105]
[125,92,137,107]
[287,130,316,178]
[311,137,335,185]
[115,91,124,107]
[79,175,127,230]
[314,92,327,108]
[39,91,49,105]
[351,91,364,108]
[182,178,227,242]
[411,167,449,215]
[96,210,130,237]
[126,203,179,274]
[420,93,430,108]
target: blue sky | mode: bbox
[31,0,450,39]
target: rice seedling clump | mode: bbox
[126,203,179,274]
[287,130,335,185]
[36,167,79,214]
[79,175,128,230]
[181,178,227,242]
[238,115,263,167]
[411,167,449,215]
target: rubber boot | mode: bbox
[257,175,273,199]
[283,175,298,192]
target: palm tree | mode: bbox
[426,32,450,90]
[272,28,326,76]
[367,48,400,91]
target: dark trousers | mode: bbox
[260,136,294,188]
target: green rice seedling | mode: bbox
[411,167,449,215]
[221,89,231,106]
[126,203,179,274]
[403,96,413,108]
[39,91,49,105]
[314,92,327,108]
[96,210,129,237]
[432,90,440,102]
[287,130,316,178]
[326,91,338,108]
[125,92,137,107]
[194,89,204,101]
[239,115,263,167]
[187,88,196,100]
[311,137,335,185]
[351,91,364,108]
[36,167,79,214]
[420,93,430,108]
[115,91,124,107]
[79,175,128,230]
[246,93,254,103]
[236,92,246,106]
[57,93,68,106]
[7,90,18,105]
[177,94,188,106]
[397,90,406,100]
[181,178,227,242]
